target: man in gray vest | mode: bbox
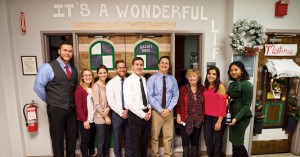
[34,41,78,157]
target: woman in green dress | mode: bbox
[226,61,253,157]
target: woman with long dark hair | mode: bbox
[92,65,111,157]
[227,61,253,157]
[203,66,227,157]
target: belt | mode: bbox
[142,108,149,113]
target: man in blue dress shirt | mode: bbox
[147,56,179,157]
[34,41,78,157]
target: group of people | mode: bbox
[34,41,253,157]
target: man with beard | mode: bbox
[34,41,78,157]
[106,60,132,157]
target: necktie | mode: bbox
[140,78,147,107]
[65,65,72,79]
[162,76,166,108]
[121,78,125,110]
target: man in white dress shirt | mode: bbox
[106,60,132,157]
[124,57,151,157]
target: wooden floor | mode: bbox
[251,153,299,157]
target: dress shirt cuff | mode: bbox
[138,110,146,119]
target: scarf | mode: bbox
[185,84,202,135]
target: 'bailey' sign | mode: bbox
[265,44,297,56]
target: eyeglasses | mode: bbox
[117,67,126,69]
[83,75,93,77]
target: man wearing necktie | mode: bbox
[147,56,179,157]
[106,60,132,157]
[124,57,151,157]
[34,41,78,157]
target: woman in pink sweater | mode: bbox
[75,68,96,157]
[203,66,227,157]
[92,65,111,157]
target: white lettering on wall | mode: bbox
[51,3,221,59]
[200,6,208,20]
[116,5,129,18]
[152,5,161,19]
[171,5,181,19]
[191,6,199,20]
[80,3,90,17]
[182,6,190,19]
[162,5,170,18]
[131,4,139,18]
[141,5,150,18]
[211,20,219,33]
[211,20,220,59]
[99,4,108,17]
[53,4,64,17]
[64,4,74,17]
[53,3,210,20]
[213,47,220,60]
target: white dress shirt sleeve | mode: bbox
[124,75,146,119]
[106,78,123,116]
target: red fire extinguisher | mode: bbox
[23,100,38,132]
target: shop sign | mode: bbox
[265,44,297,56]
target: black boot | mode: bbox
[232,145,248,157]
[239,145,248,157]
[183,146,189,157]
[232,145,239,157]
[191,146,198,157]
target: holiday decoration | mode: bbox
[229,19,267,55]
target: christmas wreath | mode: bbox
[229,19,267,55]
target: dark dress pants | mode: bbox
[203,115,226,157]
[128,111,151,157]
[111,111,132,157]
[47,105,77,157]
[78,121,96,157]
[95,123,111,157]
[180,123,201,147]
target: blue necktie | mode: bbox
[121,78,125,110]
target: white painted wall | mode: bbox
[1,0,300,156]
[0,0,25,156]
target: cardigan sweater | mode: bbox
[75,86,89,122]
[176,84,205,122]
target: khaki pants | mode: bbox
[151,110,174,157]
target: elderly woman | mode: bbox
[176,69,204,157]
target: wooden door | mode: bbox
[251,34,300,154]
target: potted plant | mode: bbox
[286,96,300,132]
[253,100,265,134]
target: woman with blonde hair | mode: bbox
[176,69,204,157]
[75,68,97,157]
